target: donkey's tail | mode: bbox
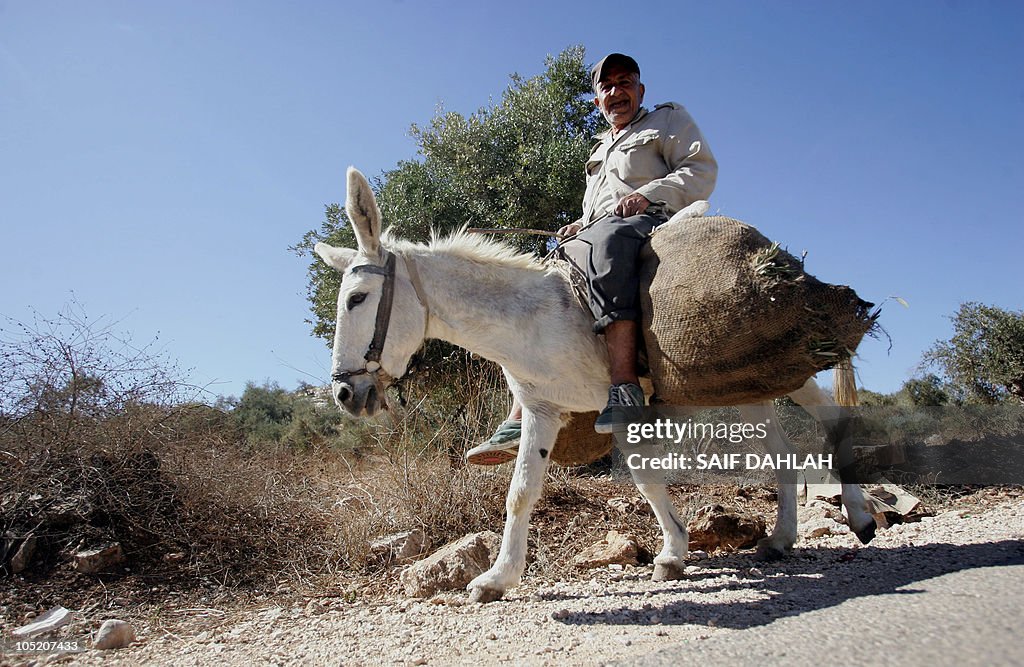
[833,358,858,407]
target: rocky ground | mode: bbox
[2,486,1022,666]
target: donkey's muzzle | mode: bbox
[333,374,384,417]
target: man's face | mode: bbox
[594,65,645,131]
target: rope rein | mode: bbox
[467,227,564,239]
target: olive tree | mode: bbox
[897,374,949,406]
[925,302,1024,404]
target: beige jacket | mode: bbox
[579,102,717,224]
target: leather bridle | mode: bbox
[331,249,429,393]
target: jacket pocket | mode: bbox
[616,128,660,153]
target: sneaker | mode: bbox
[465,419,521,465]
[593,383,645,434]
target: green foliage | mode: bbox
[897,374,949,407]
[292,45,600,347]
[857,388,897,407]
[228,381,293,444]
[925,302,1024,404]
[229,380,345,449]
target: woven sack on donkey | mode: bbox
[638,214,876,406]
[550,411,613,466]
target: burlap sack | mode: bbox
[550,411,613,466]
[638,215,875,405]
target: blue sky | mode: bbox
[2,1,1022,400]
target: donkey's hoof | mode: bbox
[652,563,687,581]
[854,518,877,544]
[469,586,504,604]
[755,544,787,562]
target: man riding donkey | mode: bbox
[467,53,719,465]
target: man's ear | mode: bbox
[638,82,645,105]
[314,242,357,272]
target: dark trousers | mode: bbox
[560,211,666,333]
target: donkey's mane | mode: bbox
[384,227,546,273]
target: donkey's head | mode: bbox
[314,168,427,417]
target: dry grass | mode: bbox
[2,409,520,592]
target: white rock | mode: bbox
[12,606,72,638]
[801,518,850,538]
[400,531,501,597]
[371,529,430,566]
[93,619,136,650]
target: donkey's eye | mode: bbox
[346,292,368,310]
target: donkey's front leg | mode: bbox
[468,404,559,603]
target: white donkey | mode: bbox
[315,168,877,603]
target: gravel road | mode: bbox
[24,492,1024,666]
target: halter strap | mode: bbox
[350,250,397,366]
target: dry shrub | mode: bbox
[0,306,353,588]
[390,343,514,461]
[155,434,350,585]
[326,451,512,574]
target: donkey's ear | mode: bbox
[345,167,382,257]
[314,242,357,272]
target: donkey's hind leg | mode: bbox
[467,403,559,603]
[787,379,876,542]
[632,482,689,581]
[738,402,800,560]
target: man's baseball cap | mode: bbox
[591,53,640,90]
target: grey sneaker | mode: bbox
[594,383,645,434]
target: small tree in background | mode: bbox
[925,302,1024,404]
[228,381,295,444]
[223,380,345,449]
[0,302,189,445]
[856,388,897,406]
[897,374,950,407]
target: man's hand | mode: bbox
[614,192,651,218]
[558,222,583,238]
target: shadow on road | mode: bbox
[549,539,1024,629]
